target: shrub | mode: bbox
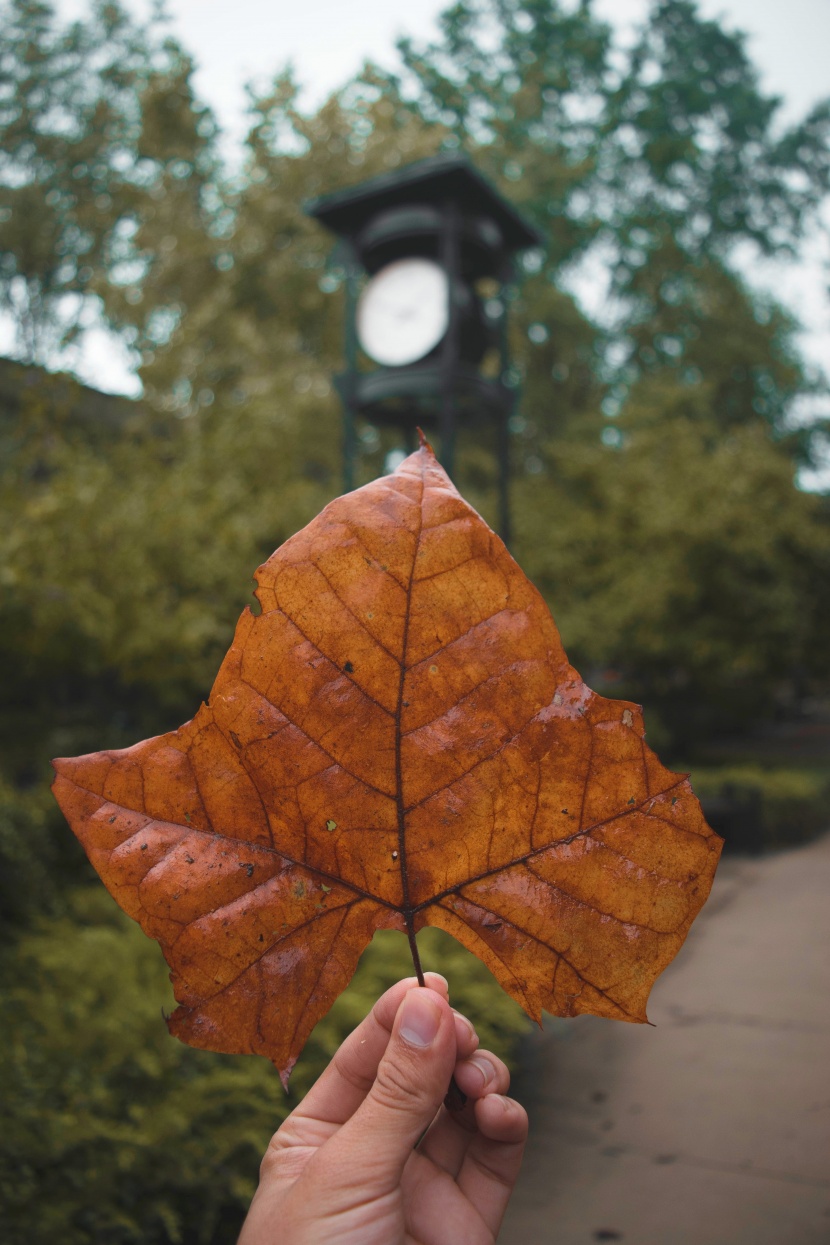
[688,763,829,853]
[0,888,528,1245]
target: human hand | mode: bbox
[238,973,528,1245]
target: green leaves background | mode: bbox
[1,0,829,1239]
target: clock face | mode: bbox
[356,258,449,367]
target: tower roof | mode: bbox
[306,152,543,254]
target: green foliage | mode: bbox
[607,0,830,261]
[0,0,825,916]
[0,0,220,363]
[1,890,280,1245]
[687,763,830,851]
[388,0,830,461]
[514,396,830,750]
[0,890,528,1245]
[0,367,336,737]
[0,774,58,929]
[1,0,829,1236]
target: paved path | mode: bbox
[499,833,830,1245]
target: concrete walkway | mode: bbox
[500,833,830,1245]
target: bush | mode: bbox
[688,764,829,853]
[0,888,529,1245]
[0,776,63,930]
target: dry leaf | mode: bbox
[53,444,722,1084]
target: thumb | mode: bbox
[327,986,456,1190]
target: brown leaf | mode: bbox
[53,444,722,1085]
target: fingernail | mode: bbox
[467,1054,496,1089]
[399,990,442,1048]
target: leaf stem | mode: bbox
[406,916,425,987]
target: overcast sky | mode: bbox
[33,0,830,436]
[72,0,830,140]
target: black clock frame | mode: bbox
[305,152,542,542]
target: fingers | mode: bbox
[451,1008,480,1062]
[294,972,450,1128]
[417,1048,511,1178]
[318,985,458,1194]
[457,1094,528,1238]
[453,1048,509,1103]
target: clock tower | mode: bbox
[305,152,542,541]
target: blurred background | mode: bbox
[1,1,828,1241]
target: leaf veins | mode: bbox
[52,444,722,1084]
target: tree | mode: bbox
[387,0,830,460]
[0,0,219,366]
[514,381,830,751]
[1,2,829,1235]
[3,0,827,791]
[336,0,830,744]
